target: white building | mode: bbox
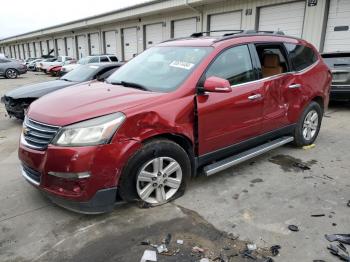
[0,0,349,60]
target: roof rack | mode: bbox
[190,30,244,37]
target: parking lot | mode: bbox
[0,72,349,262]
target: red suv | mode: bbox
[19,31,331,214]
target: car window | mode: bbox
[285,44,318,71]
[88,57,100,63]
[100,56,109,62]
[107,46,212,92]
[109,56,118,62]
[57,57,63,62]
[206,45,255,86]
[97,67,119,80]
[321,53,350,68]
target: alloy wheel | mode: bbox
[136,157,182,204]
[6,69,17,79]
[303,110,319,141]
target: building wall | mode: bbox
[0,0,330,60]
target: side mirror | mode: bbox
[203,76,232,93]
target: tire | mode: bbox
[5,69,18,79]
[119,139,191,206]
[293,101,323,147]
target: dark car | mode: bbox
[2,62,123,119]
[18,31,330,214]
[322,52,350,101]
[0,58,27,79]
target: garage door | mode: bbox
[145,23,164,49]
[324,0,350,52]
[19,45,24,59]
[56,38,65,56]
[66,37,74,58]
[209,11,242,36]
[258,1,306,37]
[24,44,30,59]
[77,35,88,59]
[35,42,41,57]
[89,33,100,55]
[41,41,48,56]
[123,27,138,61]
[104,31,117,55]
[48,39,54,55]
[29,43,35,57]
[173,18,198,38]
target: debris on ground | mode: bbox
[176,239,183,245]
[311,214,326,217]
[163,233,172,245]
[270,245,281,256]
[247,243,257,251]
[325,234,350,245]
[140,250,157,262]
[288,225,299,232]
[199,258,210,262]
[192,246,205,253]
[347,201,350,207]
[156,244,168,254]
[141,240,151,246]
[303,144,316,150]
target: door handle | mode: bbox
[289,84,301,89]
[248,94,262,100]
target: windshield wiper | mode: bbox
[110,81,149,91]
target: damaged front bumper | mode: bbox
[1,96,27,119]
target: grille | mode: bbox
[23,117,60,150]
[22,164,41,185]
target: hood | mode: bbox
[28,82,164,126]
[5,80,76,99]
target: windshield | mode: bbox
[107,46,212,92]
[61,64,100,82]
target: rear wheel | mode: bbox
[119,139,191,206]
[5,69,18,79]
[293,101,323,147]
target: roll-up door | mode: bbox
[35,42,41,58]
[145,23,164,49]
[48,39,54,55]
[24,44,30,58]
[104,31,117,55]
[173,18,198,38]
[77,35,87,59]
[66,37,74,58]
[56,38,65,56]
[89,33,100,55]
[209,11,242,36]
[324,0,350,52]
[122,27,138,61]
[19,44,24,59]
[258,1,306,37]
[41,41,48,56]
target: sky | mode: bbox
[0,0,152,39]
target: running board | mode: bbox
[203,136,294,176]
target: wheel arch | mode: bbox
[311,96,324,112]
[140,133,196,177]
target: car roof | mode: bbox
[86,62,124,67]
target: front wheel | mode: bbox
[293,101,323,147]
[5,69,18,79]
[119,139,191,206]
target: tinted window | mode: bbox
[109,56,118,62]
[100,56,109,62]
[97,67,119,80]
[285,44,318,71]
[321,53,350,68]
[206,45,255,86]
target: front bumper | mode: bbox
[1,96,25,119]
[330,85,350,100]
[18,136,141,213]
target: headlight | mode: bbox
[52,112,125,146]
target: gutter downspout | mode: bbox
[185,0,203,32]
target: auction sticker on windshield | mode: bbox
[169,61,194,70]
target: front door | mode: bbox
[197,45,264,155]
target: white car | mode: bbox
[40,56,75,72]
[60,54,118,75]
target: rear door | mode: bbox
[197,45,263,155]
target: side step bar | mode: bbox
[203,136,294,176]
